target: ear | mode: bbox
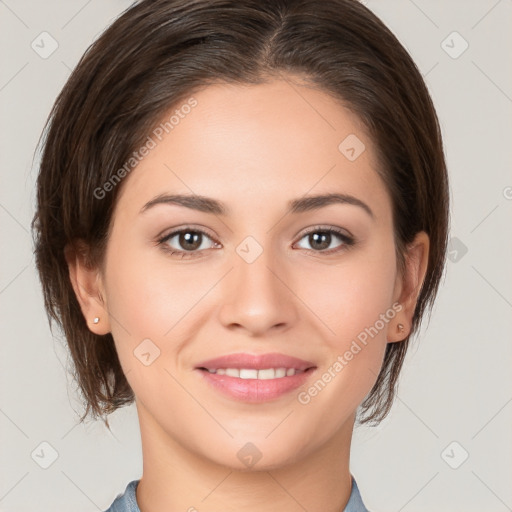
[388,231,429,343]
[64,240,111,335]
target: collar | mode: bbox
[104,474,370,512]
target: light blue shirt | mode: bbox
[104,475,370,511]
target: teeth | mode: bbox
[206,367,301,379]
[258,368,276,379]
[240,369,258,379]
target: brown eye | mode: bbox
[178,231,203,251]
[158,227,219,258]
[295,227,355,253]
[308,232,332,250]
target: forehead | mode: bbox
[113,79,390,220]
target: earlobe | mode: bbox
[64,241,111,334]
[389,231,430,343]
[388,319,406,343]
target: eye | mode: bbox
[157,227,220,258]
[294,226,355,254]
[157,225,355,259]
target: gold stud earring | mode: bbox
[397,323,404,333]
[93,317,100,324]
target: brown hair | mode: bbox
[32,0,449,428]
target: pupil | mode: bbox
[310,232,330,250]
[180,231,201,250]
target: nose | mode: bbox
[217,246,299,336]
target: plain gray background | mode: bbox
[1,1,511,511]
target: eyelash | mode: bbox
[157,225,356,259]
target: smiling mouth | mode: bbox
[197,367,316,379]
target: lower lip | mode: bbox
[195,368,316,403]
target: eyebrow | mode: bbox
[140,192,374,219]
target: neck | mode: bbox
[134,401,355,512]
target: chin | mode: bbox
[199,435,310,473]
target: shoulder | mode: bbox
[103,480,140,512]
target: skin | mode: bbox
[67,77,429,512]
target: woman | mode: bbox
[32,0,449,510]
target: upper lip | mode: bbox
[195,352,316,371]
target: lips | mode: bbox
[194,352,317,403]
[195,352,316,372]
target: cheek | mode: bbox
[294,240,397,399]
[101,248,210,415]
[101,238,169,352]
[292,272,396,436]
[299,242,397,347]
[102,235,228,379]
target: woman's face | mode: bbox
[90,79,424,469]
